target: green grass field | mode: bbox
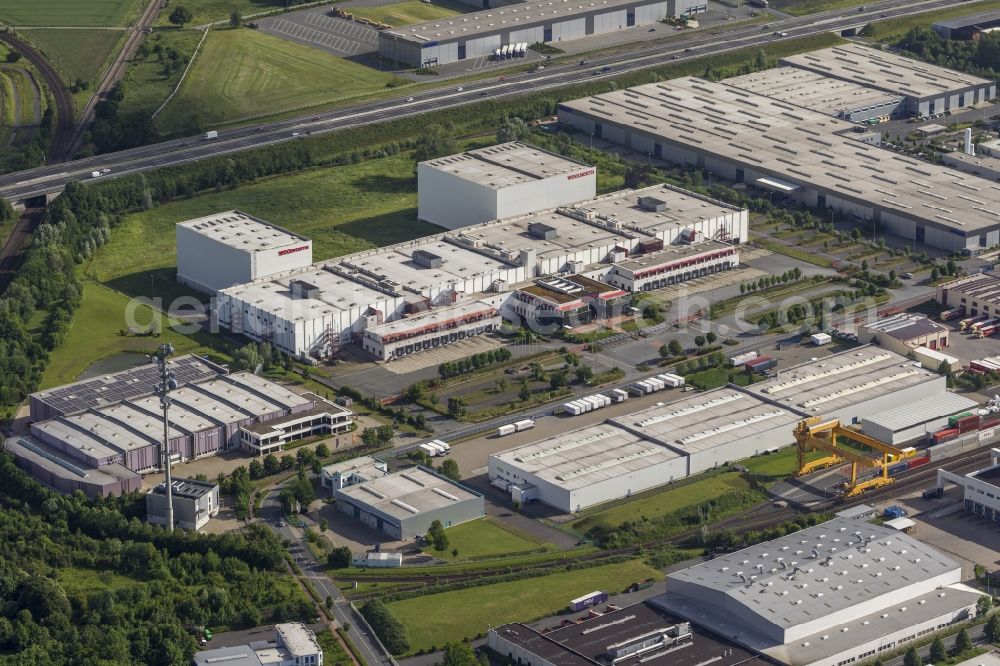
[0,0,142,26]
[156,29,403,131]
[119,29,205,114]
[315,629,352,666]
[57,567,143,594]
[423,518,551,561]
[38,280,219,389]
[741,446,829,483]
[773,0,871,16]
[860,0,1000,40]
[348,1,461,26]
[20,28,124,87]
[573,472,751,533]
[87,151,437,300]
[386,560,663,652]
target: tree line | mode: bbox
[0,453,310,664]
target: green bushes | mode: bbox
[438,348,512,379]
[360,599,411,655]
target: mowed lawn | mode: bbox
[85,151,438,298]
[772,0,870,16]
[349,1,461,26]
[0,0,141,26]
[386,560,663,652]
[38,280,217,389]
[423,518,551,561]
[573,472,751,532]
[158,29,401,129]
[20,28,124,86]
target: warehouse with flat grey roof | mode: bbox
[488,388,798,513]
[333,466,484,539]
[780,43,995,118]
[934,9,1000,40]
[379,0,703,67]
[654,517,981,666]
[725,67,904,122]
[558,75,1000,252]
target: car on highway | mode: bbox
[456,87,464,91]
[277,520,286,527]
[101,168,110,173]
[405,97,414,102]
[311,115,320,121]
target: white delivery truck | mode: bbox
[728,351,758,368]
[811,333,832,346]
[514,419,535,432]
[419,442,439,457]
[612,388,629,403]
[204,130,219,140]
[659,373,685,388]
[497,424,517,437]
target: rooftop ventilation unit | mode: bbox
[638,196,667,213]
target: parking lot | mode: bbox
[257,9,378,57]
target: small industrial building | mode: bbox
[653,517,982,666]
[606,237,738,293]
[417,142,596,230]
[509,274,629,328]
[146,477,219,531]
[333,466,484,539]
[558,68,1000,253]
[860,392,980,446]
[780,44,996,118]
[933,10,1000,40]
[13,356,353,496]
[176,210,313,293]
[379,0,703,68]
[937,273,1000,316]
[726,67,904,122]
[856,313,950,356]
[193,622,323,666]
[741,346,946,424]
[360,299,502,361]
[216,183,747,359]
[321,455,388,492]
[488,389,799,513]
[938,449,1000,521]
[488,602,762,666]
[942,150,1000,181]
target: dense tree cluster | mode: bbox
[0,453,308,664]
[896,27,1000,80]
[360,600,410,655]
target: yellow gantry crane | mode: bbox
[793,417,916,498]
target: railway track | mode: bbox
[0,31,74,163]
[338,450,991,599]
[68,0,161,155]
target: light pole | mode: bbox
[152,343,178,532]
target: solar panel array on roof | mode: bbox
[31,355,225,418]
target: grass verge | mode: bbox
[860,0,1000,40]
[347,1,461,26]
[156,28,403,132]
[20,28,125,88]
[421,517,551,561]
[386,560,663,652]
[752,238,835,268]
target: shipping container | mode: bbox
[958,415,981,433]
[497,424,517,437]
[569,591,608,612]
[746,357,777,374]
[729,351,758,367]
[982,416,1000,429]
[810,333,832,346]
[887,462,909,476]
[514,419,535,432]
[612,388,629,403]
[419,443,439,457]
[907,456,930,470]
[948,412,973,426]
[658,373,684,388]
[647,378,665,391]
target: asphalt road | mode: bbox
[0,0,961,203]
[261,486,396,666]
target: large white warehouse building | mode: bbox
[488,388,798,513]
[215,183,747,359]
[653,517,982,666]
[417,142,596,230]
[176,210,313,293]
[743,346,945,423]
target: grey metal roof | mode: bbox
[666,517,959,630]
[861,392,979,433]
[934,9,1000,30]
[193,645,264,666]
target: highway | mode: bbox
[0,0,961,203]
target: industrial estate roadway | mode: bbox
[0,0,967,203]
